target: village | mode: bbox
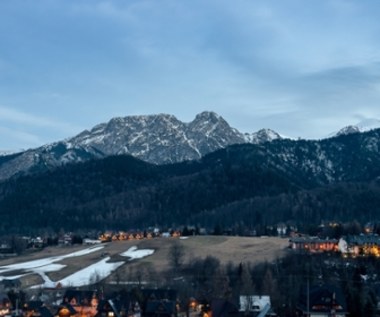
[1,223,380,317]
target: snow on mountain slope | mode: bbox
[1,111,284,180]
[244,129,283,143]
[328,118,380,137]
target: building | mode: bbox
[338,235,380,257]
[289,237,338,253]
[297,284,347,317]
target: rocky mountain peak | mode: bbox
[0,111,288,181]
[328,118,380,138]
[0,112,248,180]
[192,111,221,122]
[245,128,283,144]
[335,125,361,137]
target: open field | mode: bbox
[0,236,289,288]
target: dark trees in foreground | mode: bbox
[149,252,380,316]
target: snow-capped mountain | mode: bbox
[0,150,21,156]
[67,111,245,163]
[329,118,380,137]
[0,111,284,181]
[244,129,283,143]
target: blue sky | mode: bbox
[1,0,380,151]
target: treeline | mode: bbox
[101,245,380,316]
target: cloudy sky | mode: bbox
[1,0,380,151]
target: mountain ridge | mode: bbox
[0,111,284,181]
[1,111,380,182]
[1,128,380,234]
[328,118,380,138]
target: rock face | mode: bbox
[0,111,285,181]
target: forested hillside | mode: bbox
[1,129,380,235]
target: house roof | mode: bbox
[298,284,347,313]
[39,306,54,317]
[62,290,98,305]
[96,291,140,317]
[25,300,44,310]
[290,237,338,244]
[141,289,177,301]
[0,292,10,302]
[211,299,239,317]
[239,295,271,312]
[145,300,176,315]
[56,303,78,315]
[342,234,380,245]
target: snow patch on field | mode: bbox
[0,245,104,285]
[32,257,124,288]
[120,246,154,260]
[0,245,154,288]
[57,257,124,287]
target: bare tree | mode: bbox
[169,241,185,273]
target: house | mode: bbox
[58,234,73,246]
[289,237,338,253]
[239,296,272,316]
[210,299,239,317]
[23,300,53,317]
[139,289,177,317]
[144,300,176,317]
[338,234,380,257]
[141,290,177,303]
[56,303,78,317]
[276,224,287,236]
[60,290,99,317]
[96,296,140,317]
[0,293,11,317]
[0,243,13,255]
[297,284,347,317]
[83,239,102,245]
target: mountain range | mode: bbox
[1,121,380,234]
[0,111,283,181]
[1,111,380,234]
[1,111,379,182]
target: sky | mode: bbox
[1,0,380,151]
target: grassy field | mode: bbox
[0,236,289,288]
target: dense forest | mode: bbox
[1,129,380,235]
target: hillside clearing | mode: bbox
[0,236,289,288]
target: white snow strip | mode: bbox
[0,258,60,273]
[0,245,104,273]
[120,246,155,260]
[59,245,105,259]
[0,245,157,289]
[54,257,124,287]
[0,274,26,281]
[33,263,66,273]
[0,245,105,287]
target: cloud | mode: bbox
[0,106,84,151]
[0,126,44,151]
[0,106,81,132]
[1,0,380,148]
